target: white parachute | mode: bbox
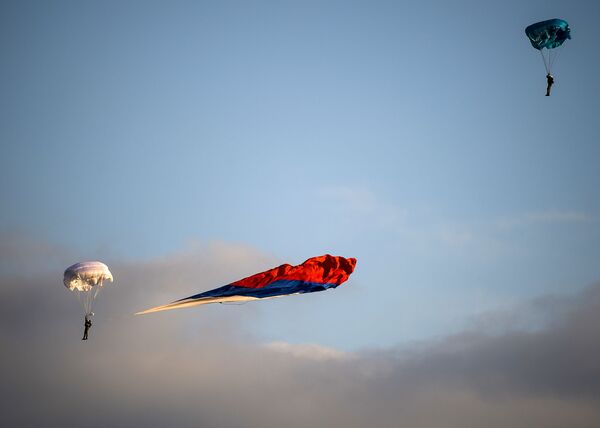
[63,261,114,316]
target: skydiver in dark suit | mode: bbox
[82,315,92,340]
[546,73,554,96]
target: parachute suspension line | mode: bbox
[82,290,90,315]
[548,49,554,72]
[76,288,94,316]
[76,290,83,312]
[81,280,104,316]
[540,45,564,75]
[539,49,549,74]
[87,291,93,315]
[76,290,87,316]
[548,44,564,73]
[93,279,103,300]
[73,285,102,315]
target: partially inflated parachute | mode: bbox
[64,261,114,316]
[525,19,571,73]
[136,254,356,315]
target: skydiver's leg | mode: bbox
[546,79,554,96]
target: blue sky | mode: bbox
[2,0,600,349]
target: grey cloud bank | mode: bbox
[1,236,599,428]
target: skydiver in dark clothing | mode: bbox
[546,73,554,96]
[82,315,92,340]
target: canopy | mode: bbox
[64,261,113,292]
[136,254,357,314]
[525,19,570,50]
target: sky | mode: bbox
[1,0,600,426]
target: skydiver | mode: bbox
[546,73,554,96]
[82,315,92,340]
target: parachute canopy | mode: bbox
[136,254,356,315]
[525,19,570,50]
[64,261,114,316]
[64,261,113,291]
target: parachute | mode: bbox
[136,254,356,315]
[64,261,114,316]
[525,19,571,74]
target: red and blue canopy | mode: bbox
[136,254,357,314]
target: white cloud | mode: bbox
[2,235,600,428]
[318,184,407,230]
[496,210,595,229]
[264,341,351,361]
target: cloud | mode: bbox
[318,185,407,229]
[316,185,597,262]
[1,234,599,428]
[496,210,595,230]
[264,341,351,361]
[0,230,73,275]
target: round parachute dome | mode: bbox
[63,261,113,292]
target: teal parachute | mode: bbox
[525,19,571,73]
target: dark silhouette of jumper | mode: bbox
[82,316,92,340]
[546,73,555,96]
